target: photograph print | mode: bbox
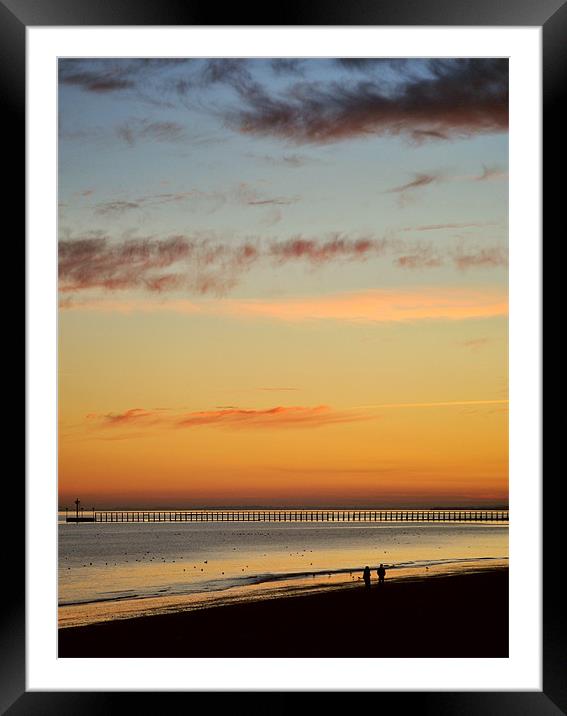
[57,57,509,658]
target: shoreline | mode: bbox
[58,557,508,629]
[59,567,508,658]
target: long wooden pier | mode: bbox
[77,509,509,524]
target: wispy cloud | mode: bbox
[58,236,192,293]
[87,408,159,426]
[394,244,443,269]
[176,405,361,429]
[91,183,299,217]
[86,404,365,432]
[385,164,507,202]
[59,233,508,298]
[401,221,494,233]
[453,247,508,270]
[245,198,296,206]
[85,397,507,437]
[268,235,386,264]
[475,164,508,182]
[460,337,490,350]
[116,119,187,146]
[249,153,317,168]
[233,183,300,207]
[94,201,142,216]
[356,399,508,410]
[93,192,216,217]
[386,172,441,194]
[259,387,300,392]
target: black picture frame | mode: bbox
[12,0,556,712]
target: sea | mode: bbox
[58,514,508,627]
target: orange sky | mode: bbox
[58,58,508,509]
[58,303,508,508]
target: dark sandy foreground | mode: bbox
[59,568,508,658]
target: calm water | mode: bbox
[58,518,508,627]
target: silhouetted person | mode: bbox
[363,566,371,589]
[377,563,386,584]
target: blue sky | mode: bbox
[58,58,508,301]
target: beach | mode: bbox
[58,519,508,625]
[59,567,508,658]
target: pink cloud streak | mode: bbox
[63,287,508,323]
[86,405,366,431]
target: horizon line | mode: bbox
[58,504,509,511]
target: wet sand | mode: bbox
[58,568,508,658]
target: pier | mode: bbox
[69,508,509,524]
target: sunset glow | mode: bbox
[58,58,508,509]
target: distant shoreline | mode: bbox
[59,567,508,658]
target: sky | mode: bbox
[58,58,508,509]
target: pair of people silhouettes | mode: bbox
[362,563,386,588]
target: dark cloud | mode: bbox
[336,58,380,71]
[60,71,135,93]
[335,58,412,73]
[227,59,508,144]
[167,59,259,98]
[60,58,508,148]
[59,58,193,95]
[199,59,252,88]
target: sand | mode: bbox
[58,567,508,658]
